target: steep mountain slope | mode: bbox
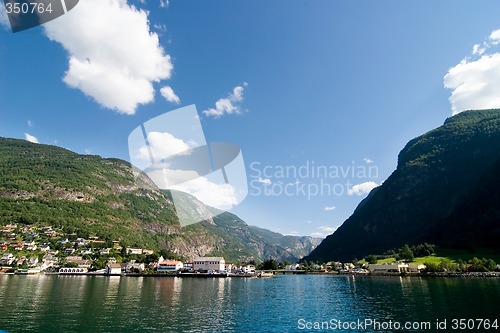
[305,109,500,262]
[163,190,322,262]
[248,225,322,260]
[0,137,317,262]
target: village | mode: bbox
[0,222,437,277]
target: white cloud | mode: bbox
[160,85,180,104]
[172,176,239,209]
[324,206,336,211]
[256,177,271,185]
[43,0,173,115]
[203,83,248,118]
[154,23,167,32]
[145,166,240,209]
[445,28,500,115]
[489,30,500,44]
[347,181,378,196]
[304,220,313,224]
[24,133,39,144]
[138,131,196,162]
[472,44,486,56]
[363,158,373,164]
[27,120,34,128]
[160,0,169,8]
[285,231,300,236]
[310,225,338,238]
[84,149,93,154]
[319,226,337,233]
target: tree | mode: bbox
[438,259,457,272]
[145,253,159,264]
[278,260,291,269]
[365,255,378,264]
[456,259,467,272]
[423,262,440,273]
[411,243,436,257]
[399,244,414,262]
[64,262,78,268]
[262,258,278,270]
[469,257,496,272]
[159,249,177,260]
[486,259,497,272]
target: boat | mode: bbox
[257,271,274,278]
[15,268,41,275]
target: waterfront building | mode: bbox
[157,260,184,272]
[193,257,225,272]
[105,263,122,275]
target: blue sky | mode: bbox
[2,0,500,238]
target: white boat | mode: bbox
[15,268,41,275]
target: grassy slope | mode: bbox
[364,249,500,265]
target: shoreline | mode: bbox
[3,271,500,278]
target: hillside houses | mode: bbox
[0,223,166,274]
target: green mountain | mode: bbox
[0,137,319,262]
[305,109,500,262]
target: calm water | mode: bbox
[0,274,499,332]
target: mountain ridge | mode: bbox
[305,109,500,262]
[0,137,320,262]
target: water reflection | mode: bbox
[0,275,499,332]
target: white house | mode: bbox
[225,262,236,272]
[24,241,37,251]
[157,260,184,272]
[285,264,300,271]
[126,248,143,255]
[28,257,39,267]
[75,238,88,246]
[105,263,122,275]
[65,256,92,269]
[193,257,225,272]
[368,263,409,274]
[125,262,145,272]
[41,254,59,270]
[407,264,426,273]
[242,264,256,274]
[1,253,15,266]
[311,264,323,270]
[100,248,112,255]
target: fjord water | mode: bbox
[0,275,499,332]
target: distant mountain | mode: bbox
[163,190,322,262]
[305,109,500,262]
[247,225,322,260]
[0,137,319,262]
